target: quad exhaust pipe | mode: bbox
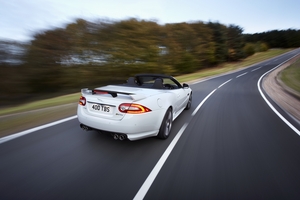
[80,124,126,140]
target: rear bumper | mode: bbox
[77,106,165,140]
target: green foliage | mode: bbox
[25,28,71,92]
[227,24,245,61]
[174,52,197,74]
[244,29,300,48]
[255,42,269,52]
[1,18,299,104]
[207,22,228,64]
[243,43,255,57]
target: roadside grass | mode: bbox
[176,48,292,82]
[0,48,294,138]
[0,104,77,137]
[0,93,80,116]
[280,58,300,94]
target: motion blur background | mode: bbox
[1,0,300,106]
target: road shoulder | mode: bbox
[263,55,300,123]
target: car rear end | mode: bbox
[77,85,167,140]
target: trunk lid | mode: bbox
[81,85,162,120]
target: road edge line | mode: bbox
[257,55,300,136]
[0,115,78,144]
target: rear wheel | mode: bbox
[157,108,172,139]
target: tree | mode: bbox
[207,22,228,64]
[244,29,300,48]
[227,24,244,61]
[24,28,71,93]
[96,19,172,76]
[243,43,255,57]
[190,22,215,67]
[163,23,199,74]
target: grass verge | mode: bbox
[0,48,294,138]
[176,48,292,82]
[0,93,80,116]
[280,58,300,94]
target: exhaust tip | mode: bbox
[112,133,127,140]
[80,124,92,131]
[113,134,119,140]
[119,134,126,141]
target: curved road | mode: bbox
[1,49,300,200]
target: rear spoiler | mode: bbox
[81,88,146,101]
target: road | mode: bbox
[1,49,300,200]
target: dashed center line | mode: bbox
[236,72,248,78]
[251,67,261,72]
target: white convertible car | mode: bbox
[77,74,192,141]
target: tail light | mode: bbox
[79,96,86,106]
[119,103,151,114]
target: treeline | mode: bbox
[0,18,299,105]
[244,29,300,48]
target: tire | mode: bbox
[157,108,173,139]
[185,93,192,110]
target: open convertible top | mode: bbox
[125,74,183,89]
[81,74,187,99]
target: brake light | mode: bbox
[119,103,151,114]
[79,96,86,106]
[93,90,108,94]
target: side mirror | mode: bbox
[183,83,189,88]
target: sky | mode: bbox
[1,0,299,42]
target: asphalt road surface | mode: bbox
[1,49,300,200]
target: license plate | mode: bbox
[89,103,113,114]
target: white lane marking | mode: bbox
[0,116,78,144]
[192,89,217,116]
[134,86,218,199]
[218,79,232,88]
[251,67,261,72]
[192,76,221,85]
[192,79,208,84]
[257,56,300,136]
[133,122,188,200]
[236,72,248,78]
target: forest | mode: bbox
[1,18,300,105]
